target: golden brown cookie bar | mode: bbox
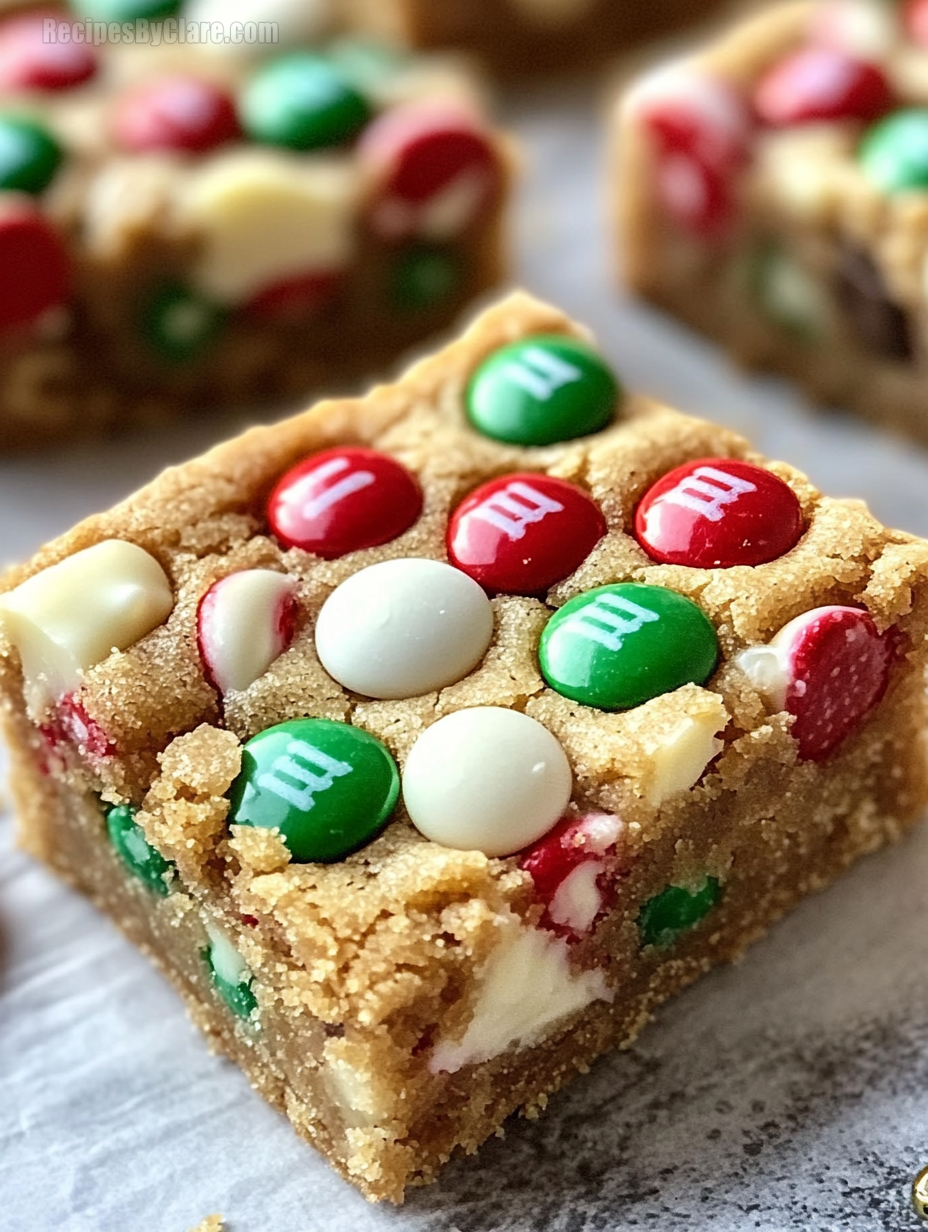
[340,0,730,77]
[0,5,509,449]
[613,0,928,444]
[2,290,927,1202]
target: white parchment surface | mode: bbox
[3,82,928,1232]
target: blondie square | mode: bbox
[2,290,927,1201]
[0,5,509,447]
[615,0,928,444]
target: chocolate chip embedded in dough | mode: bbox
[835,246,912,362]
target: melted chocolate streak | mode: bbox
[407,970,928,1230]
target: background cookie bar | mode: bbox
[0,4,509,448]
[2,290,927,1202]
[615,0,928,445]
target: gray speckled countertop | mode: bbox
[3,79,928,1232]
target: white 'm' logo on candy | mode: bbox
[471,481,565,541]
[258,740,353,810]
[662,466,756,523]
[503,346,582,402]
[299,457,375,519]
[567,593,659,653]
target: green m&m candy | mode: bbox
[140,283,227,365]
[638,877,722,949]
[388,246,460,311]
[240,54,372,152]
[465,334,621,447]
[105,803,175,896]
[859,108,928,194]
[745,243,828,343]
[538,582,719,711]
[72,0,179,19]
[204,925,258,1020]
[227,718,400,863]
[0,116,63,195]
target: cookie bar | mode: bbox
[340,0,730,77]
[3,289,928,1202]
[0,5,509,448]
[614,0,928,444]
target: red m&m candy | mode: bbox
[447,472,606,595]
[112,76,240,154]
[268,446,423,558]
[754,47,892,128]
[632,66,752,238]
[518,811,624,940]
[0,11,97,93]
[738,606,895,762]
[0,198,69,332]
[358,101,501,242]
[243,270,341,322]
[634,457,803,569]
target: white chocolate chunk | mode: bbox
[204,921,251,986]
[315,558,494,700]
[0,539,173,716]
[322,1042,390,1129]
[185,0,332,54]
[429,911,611,1073]
[640,696,728,807]
[198,569,296,696]
[549,860,604,934]
[179,150,359,303]
[756,127,853,222]
[812,0,898,58]
[403,707,572,858]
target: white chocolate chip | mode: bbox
[640,695,727,807]
[548,860,604,934]
[204,921,250,986]
[178,150,359,303]
[0,539,173,717]
[315,559,494,700]
[198,569,296,696]
[185,0,333,54]
[403,707,572,858]
[429,910,611,1073]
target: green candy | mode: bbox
[105,804,174,896]
[326,39,409,95]
[465,334,620,447]
[227,718,400,863]
[240,54,372,151]
[204,931,258,1021]
[638,877,722,949]
[860,108,928,194]
[389,247,460,311]
[538,582,719,711]
[140,283,226,365]
[0,116,63,195]
[745,243,827,343]
[72,0,179,19]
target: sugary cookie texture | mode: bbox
[615,0,928,445]
[0,2,509,448]
[3,290,928,1201]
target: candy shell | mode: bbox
[268,446,423,558]
[315,558,493,699]
[0,198,69,332]
[754,48,892,127]
[113,76,240,154]
[634,457,803,569]
[197,569,297,696]
[0,114,62,194]
[402,707,572,858]
[447,472,606,594]
[518,811,624,938]
[106,803,174,896]
[0,12,97,93]
[240,52,371,151]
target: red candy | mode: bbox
[447,472,606,595]
[908,0,928,45]
[779,606,895,761]
[0,199,69,332]
[634,457,803,569]
[519,812,624,939]
[358,101,500,241]
[0,11,97,93]
[244,270,341,321]
[635,69,752,237]
[268,447,423,558]
[754,47,892,127]
[112,76,240,154]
